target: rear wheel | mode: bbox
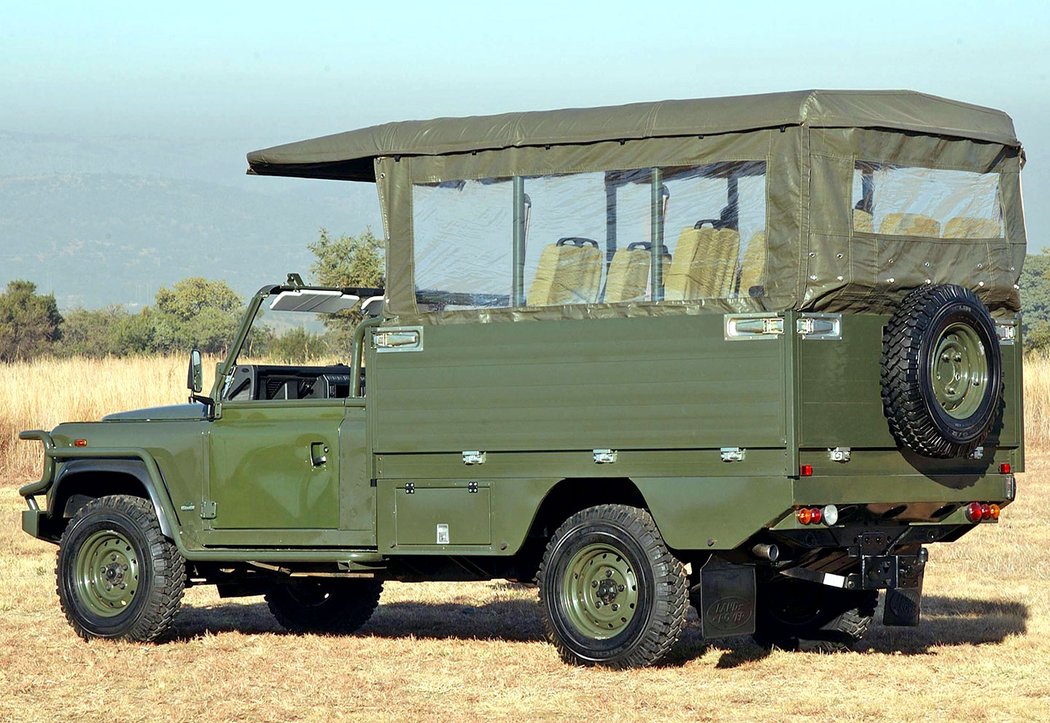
[56,495,185,641]
[266,578,383,634]
[753,578,877,652]
[538,504,688,669]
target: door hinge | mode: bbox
[200,500,217,519]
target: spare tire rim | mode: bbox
[931,321,988,420]
[74,529,141,618]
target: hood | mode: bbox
[102,403,206,422]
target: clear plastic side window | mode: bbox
[522,172,609,306]
[852,162,1003,238]
[661,162,768,300]
[410,161,768,311]
[413,178,513,311]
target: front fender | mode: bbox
[46,452,182,542]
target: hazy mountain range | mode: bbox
[0,130,382,309]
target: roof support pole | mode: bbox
[512,176,527,306]
[650,167,664,301]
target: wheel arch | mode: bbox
[49,458,179,540]
[511,477,647,582]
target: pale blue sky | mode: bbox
[2,0,1049,244]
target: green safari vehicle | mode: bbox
[17,90,1025,668]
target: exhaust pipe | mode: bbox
[751,543,779,562]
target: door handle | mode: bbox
[310,442,328,467]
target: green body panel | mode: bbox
[208,400,343,530]
[371,314,787,454]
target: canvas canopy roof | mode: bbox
[246,90,1019,181]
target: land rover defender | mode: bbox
[17,90,1024,668]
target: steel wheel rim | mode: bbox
[74,529,141,618]
[561,543,639,639]
[931,322,988,420]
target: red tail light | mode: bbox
[800,464,813,477]
[965,502,984,523]
[810,507,823,524]
[999,463,1011,474]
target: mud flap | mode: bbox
[883,564,925,627]
[693,559,756,639]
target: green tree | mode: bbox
[0,280,63,362]
[55,306,130,357]
[1020,251,1050,351]
[309,227,384,289]
[152,278,242,354]
[308,228,384,347]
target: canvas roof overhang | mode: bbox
[246,90,1020,181]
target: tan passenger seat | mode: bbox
[527,238,602,305]
[664,225,740,300]
[880,213,940,237]
[853,209,874,233]
[737,232,767,297]
[942,216,1002,238]
[604,242,671,303]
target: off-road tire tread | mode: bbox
[881,283,1001,458]
[266,579,384,635]
[537,504,688,669]
[56,495,186,642]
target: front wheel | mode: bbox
[538,504,688,669]
[56,495,186,641]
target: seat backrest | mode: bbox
[664,226,740,300]
[880,213,940,237]
[737,231,767,297]
[527,241,602,306]
[853,209,874,233]
[604,245,651,303]
[942,216,1001,239]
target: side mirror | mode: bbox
[187,348,204,394]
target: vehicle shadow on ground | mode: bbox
[711,595,1029,669]
[171,594,1028,667]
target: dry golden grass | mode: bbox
[1,355,1050,721]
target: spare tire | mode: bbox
[881,284,1002,458]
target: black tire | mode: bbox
[753,578,877,652]
[266,578,383,634]
[56,495,185,641]
[537,504,688,669]
[882,283,1002,458]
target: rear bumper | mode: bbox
[789,472,1016,509]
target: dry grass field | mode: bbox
[1,356,1049,721]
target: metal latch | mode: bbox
[797,313,842,340]
[720,447,746,463]
[724,314,784,341]
[969,447,984,460]
[373,327,423,352]
[593,448,618,464]
[462,450,486,465]
[828,446,851,463]
[200,500,217,519]
[996,318,1017,345]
